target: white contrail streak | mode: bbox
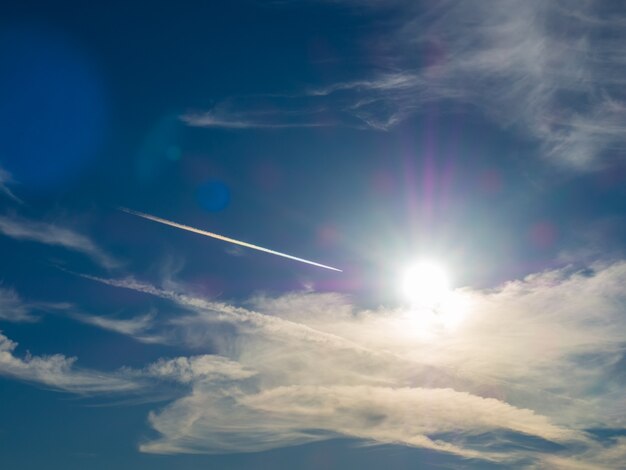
[119,208,342,272]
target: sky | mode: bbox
[1,1,626,468]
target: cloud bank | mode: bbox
[60,261,626,466]
[3,253,626,465]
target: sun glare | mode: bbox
[402,261,450,308]
[401,260,468,330]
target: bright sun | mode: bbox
[401,260,469,330]
[402,261,450,308]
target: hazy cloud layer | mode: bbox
[184,1,626,168]
[4,258,626,465]
[74,261,626,466]
[4,261,626,465]
[0,214,120,269]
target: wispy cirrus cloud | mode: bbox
[535,436,626,469]
[5,259,626,465]
[0,214,120,269]
[69,310,164,344]
[0,324,252,397]
[142,355,255,384]
[0,331,139,393]
[75,261,626,466]
[0,284,159,343]
[0,166,22,204]
[140,383,580,461]
[383,0,626,168]
[180,95,341,129]
[184,1,626,169]
[0,286,37,322]
[0,285,72,323]
[181,110,330,129]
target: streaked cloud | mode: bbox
[180,95,338,129]
[7,256,626,465]
[384,0,626,168]
[140,383,581,460]
[79,261,626,466]
[0,286,37,322]
[142,355,255,384]
[0,327,246,398]
[0,166,22,204]
[183,1,626,168]
[69,310,164,344]
[0,286,71,323]
[0,331,139,393]
[181,110,330,129]
[536,437,626,469]
[0,214,120,269]
[0,283,164,342]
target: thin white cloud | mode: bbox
[0,214,120,269]
[0,166,22,204]
[183,1,626,168]
[79,261,626,465]
[79,274,404,361]
[0,328,247,398]
[535,437,626,469]
[0,286,37,322]
[392,0,626,168]
[69,310,164,344]
[0,286,84,324]
[0,331,139,394]
[140,383,582,461]
[142,355,255,384]
[181,111,330,129]
[180,95,339,129]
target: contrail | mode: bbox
[119,208,342,272]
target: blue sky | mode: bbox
[1,1,626,468]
